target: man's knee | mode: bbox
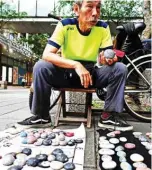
[114,62,128,75]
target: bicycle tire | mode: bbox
[29,89,61,111]
[124,55,151,122]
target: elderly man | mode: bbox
[17,0,133,131]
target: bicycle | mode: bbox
[29,21,151,123]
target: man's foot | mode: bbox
[16,115,51,128]
[98,113,133,131]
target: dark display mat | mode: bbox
[97,129,151,170]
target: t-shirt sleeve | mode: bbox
[48,21,64,49]
[100,26,113,49]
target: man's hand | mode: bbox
[74,63,92,88]
[98,51,118,66]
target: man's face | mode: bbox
[78,0,101,29]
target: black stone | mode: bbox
[38,161,50,168]
[69,139,76,143]
[47,133,56,139]
[55,153,69,163]
[22,148,32,156]
[64,162,75,170]
[67,141,75,146]
[26,157,39,167]
[36,154,48,162]
[52,149,63,156]
[75,138,83,144]
[7,166,23,170]
[42,138,52,146]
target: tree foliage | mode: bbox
[18,34,49,58]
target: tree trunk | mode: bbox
[142,0,151,39]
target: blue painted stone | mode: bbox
[22,148,32,156]
[7,165,23,170]
[47,133,56,139]
[64,162,75,170]
[26,157,39,167]
[52,149,63,156]
[55,153,69,163]
[21,138,27,144]
[42,138,52,146]
[20,131,27,137]
[36,154,48,162]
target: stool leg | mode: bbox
[54,96,62,127]
[86,93,92,128]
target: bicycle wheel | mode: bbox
[29,88,61,111]
[124,57,151,122]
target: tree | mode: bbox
[142,0,151,39]
[0,1,27,32]
[18,34,49,58]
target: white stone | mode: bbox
[50,161,64,170]
[145,143,152,150]
[99,143,115,149]
[107,132,115,137]
[130,153,144,162]
[115,146,124,152]
[120,162,132,170]
[99,149,115,155]
[2,155,15,166]
[101,155,112,162]
[99,140,109,145]
[99,136,107,141]
[148,149,152,155]
[109,138,119,144]
[117,151,126,157]
[102,160,117,169]
[133,162,147,168]
[48,155,56,162]
[119,137,127,142]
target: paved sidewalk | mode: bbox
[0,86,151,170]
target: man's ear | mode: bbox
[73,3,80,16]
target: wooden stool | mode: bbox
[53,88,95,128]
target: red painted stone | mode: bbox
[64,132,74,137]
[125,143,136,149]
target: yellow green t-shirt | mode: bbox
[48,18,113,62]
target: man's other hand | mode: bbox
[74,63,92,88]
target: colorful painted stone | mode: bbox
[7,165,23,170]
[102,161,117,169]
[42,138,52,146]
[34,133,41,139]
[130,153,144,162]
[115,146,124,152]
[119,137,127,142]
[119,156,127,162]
[20,131,27,137]
[125,143,136,149]
[117,151,126,157]
[21,138,28,144]
[56,153,69,163]
[38,161,50,168]
[64,162,75,170]
[52,149,64,156]
[101,155,112,162]
[36,154,48,162]
[113,131,121,135]
[109,138,119,144]
[139,135,148,142]
[64,132,74,137]
[26,157,39,167]
[107,132,115,137]
[133,162,147,168]
[50,161,64,169]
[99,149,115,155]
[2,155,15,166]
[22,148,32,156]
[120,162,132,170]
[27,136,37,144]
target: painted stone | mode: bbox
[48,155,56,162]
[113,130,121,135]
[14,158,26,167]
[99,136,107,141]
[38,161,50,168]
[52,140,60,146]
[120,162,132,170]
[16,153,27,160]
[52,129,61,133]
[58,134,65,141]
[34,133,41,139]
[34,140,43,146]
[50,161,64,170]
[102,161,117,169]
[64,162,75,170]
[99,143,115,149]
[75,138,83,144]
[64,132,74,137]
[7,166,23,170]
[130,153,144,162]
[133,132,142,138]
[36,154,48,162]
[42,138,52,146]
[67,141,75,146]
[38,129,44,134]
[52,149,64,156]
[99,149,115,155]
[117,151,126,157]
[125,143,136,149]
[119,156,127,162]
[27,136,37,144]
[101,155,112,162]
[2,155,15,166]
[59,140,67,146]
[148,150,152,155]
[22,148,32,156]
[64,150,74,158]
[109,138,119,144]
[47,133,56,139]
[139,135,148,142]
[119,137,127,142]
[136,168,151,170]
[14,147,23,154]
[26,157,39,167]
[115,146,124,152]
[99,140,109,145]
[6,152,16,158]
[41,133,48,139]
[20,131,27,137]
[145,143,152,150]
[21,138,28,144]
[56,153,69,163]
[141,142,149,146]
[107,132,115,137]
[133,162,147,168]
